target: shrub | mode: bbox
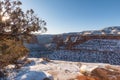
[0,39,29,68]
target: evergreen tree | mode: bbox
[0,0,47,68]
[0,0,47,41]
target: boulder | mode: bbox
[91,68,120,80]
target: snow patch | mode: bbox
[15,71,53,80]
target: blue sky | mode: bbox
[21,0,120,34]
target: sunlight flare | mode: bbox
[2,16,9,21]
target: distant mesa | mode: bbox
[61,26,120,36]
[81,26,120,36]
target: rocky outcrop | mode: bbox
[91,68,120,80]
[75,75,99,80]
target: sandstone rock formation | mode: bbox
[91,68,120,80]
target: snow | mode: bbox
[6,58,80,80]
[15,71,53,80]
[6,58,117,80]
[7,58,54,80]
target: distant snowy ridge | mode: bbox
[60,26,120,36]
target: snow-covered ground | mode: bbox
[6,58,80,80]
[6,58,118,80]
